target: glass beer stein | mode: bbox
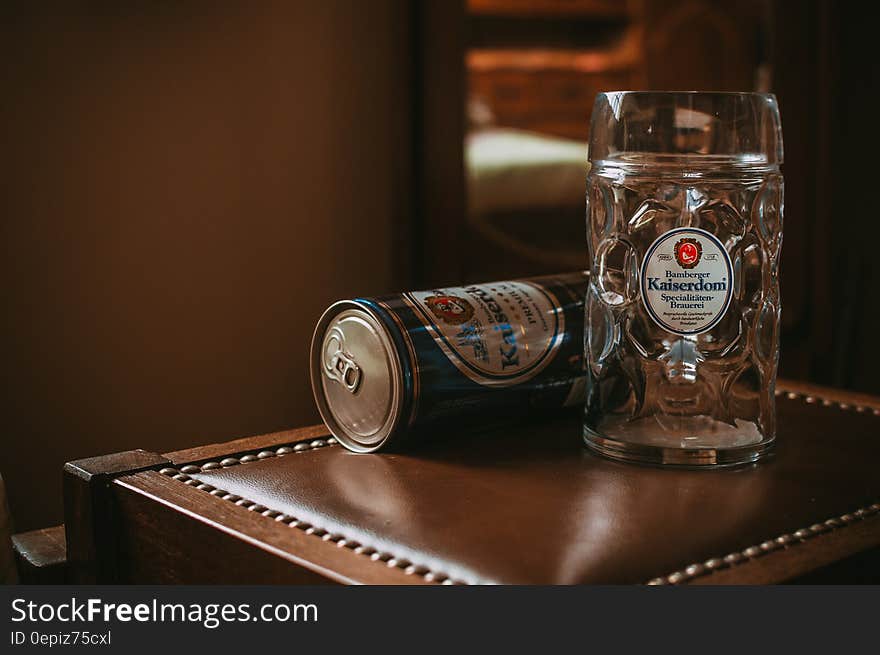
[584,92,783,467]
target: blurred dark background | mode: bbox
[2,0,877,532]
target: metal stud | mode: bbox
[219,458,239,467]
[667,571,688,584]
[180,465,200,474]
[200,462,221,471]
[684,563,706,577]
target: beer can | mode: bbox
[310,271,589,452]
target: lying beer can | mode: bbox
[310,271,588,452]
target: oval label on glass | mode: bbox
[403,281,564,387]
[640,227,733,335]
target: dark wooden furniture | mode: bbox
[16,380,880,585]
[11,526,67,584]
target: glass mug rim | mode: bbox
[588,90,783,166]
[598,90,777,98]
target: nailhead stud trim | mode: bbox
[161,436,470,585]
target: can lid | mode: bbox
[309,301,404,452]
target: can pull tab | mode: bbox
[323,327,361,393]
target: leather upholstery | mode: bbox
[190,394,880,584]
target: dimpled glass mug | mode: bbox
[583,92,783,467]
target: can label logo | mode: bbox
[404,281,565,387]
[641,227,733,335]
[423,294,475,325]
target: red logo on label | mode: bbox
[424,294,475,325]
[674,238,702,269]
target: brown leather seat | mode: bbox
[180,389,880,584]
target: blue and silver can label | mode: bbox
[310,271,588,452]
